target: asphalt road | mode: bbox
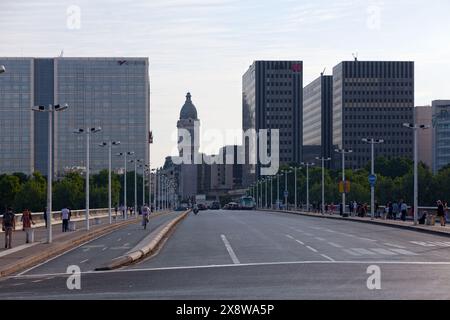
[1,209,450,299]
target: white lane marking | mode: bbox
[296,240,305,245]
[32,279,43,283]
[82,248,90,252]
[315,237,326,241]
[352,248,376,255]
[430,241,450,247]
[9,260,450,279]
[410,241,436,247]
[358,238,377,242]
[328,242,343,248]
[102,247,108,251]
[389,249,418,256]
[343,249,361,256]
[371,248,397,256]
[324,229,336,233]
[45,277,55,280]
[286,235,295,240]
[117,238,122,242]
[221,235,240,265]
[123,243,130,247]
[384,243,407,249]
[320,254,335,262]
[80,259,89,264]
[306,246,318,253]
[0,243,39,258]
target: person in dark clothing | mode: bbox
[2,207,15,249]
[437,200,446,227]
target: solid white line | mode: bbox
[320,254,335,262]
[306,246,318,253]
[328,242,342,248]
[221,235,240,264]
[9,260,450,279]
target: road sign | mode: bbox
[368,174,377,187]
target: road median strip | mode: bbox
[95,210,190,271]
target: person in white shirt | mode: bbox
[61,207,70,232]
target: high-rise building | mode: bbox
[415,106,433,169]
[332,60,414,169]
[432,100,450,173]
[303,74,334,167]
[242,60,303,185]
[0,57,150,176]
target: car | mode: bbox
[210,201,221,210]
[224,202,239,210]
[197,203,207,211]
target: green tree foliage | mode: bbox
[14,172,47,212]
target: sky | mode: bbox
[1,0,450,168]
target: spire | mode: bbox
[186,92,192,102]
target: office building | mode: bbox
[303,74,334,167]
[432,100,450,173]
[332,60,414,169]
[0,57,150,176]
[415,106,433,169]
[242,60,303,184]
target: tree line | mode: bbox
[0,170,149,213]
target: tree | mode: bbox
[14,172,46,212]
[53,172,85,210]
[0,175,21,210]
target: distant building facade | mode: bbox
[332,60,414,169]
[432,100,450,173]
[415,106,433,169]
[303,74,334,167]
[0,57,150,176]
[242,60,303,185]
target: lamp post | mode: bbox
[153,169,157,211]
[277,174,280,209]
[265,178,268,208]
[117,151,134,219]
[316,157,332,215]
[361,138,384,220]
[294,167,298,210]
[99,141,120,224]
[282,170,292,210]
[335,149,353,217]
[74,127,102,230]
[129,159,142,216]
[270,177,273,209]
[301,162,315,212]
[403,123,430,225]
[32,103,69,243]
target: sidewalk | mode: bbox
[266,209,450,237]
[0,211,170,278]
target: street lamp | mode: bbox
[74,127,102,231]
[32,103,69,243]
[264,178,268,208]
[117,151,135,219]
[361,138,384,220]
[99,141,120,224]
[282,169,293,210]
[403,123,430,225]
[129,158,143,216]
[315,157,332,215]
[335,149,353,217]
[270,176,273,209]
[151,168,157,211]
[277,174,281,209]
[301,162,315,212]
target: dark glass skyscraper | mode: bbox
[242,60,303,184]
[332,60,414,169]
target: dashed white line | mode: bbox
[80,259,89,264]
[102,247,108,251]
[295,240,305,245]
[389,248,418,256]
[286,235,295,240]
[221,235,240,265]
[320,254,335,262]
[328,242,343,248]
[32,279,43,283]
[352,248,376,255]
[314,237,326,241]
[306,246,318,253]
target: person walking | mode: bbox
[437,200,446,227]
[43,206,48,228]
[21,208,35,243]
[61,207,70,232]
[400,200,408,222]
[392,201,399,220]
[2,207,15,249]
[142,205,150,230]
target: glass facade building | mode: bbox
[332,61,414,169]
[432,100,450,173]
[0,57,150,176]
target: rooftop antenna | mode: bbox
[352,52,358,61]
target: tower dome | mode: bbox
[179,92,198,120]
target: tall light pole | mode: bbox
[316,157,332,215]
[265,178,268,208]
[99,141,120,224]
[117,151,134,219]
[294,167,298,210]
[153,169,157,211]
[74,127,102,231]
[403,123,430,225]
[270,177,273,209]
[282,170,292,209]
[129,159,142,215]
[301,162,315,212]
[335,149,353,217]
[32,103,69,243]
[361,138,384,220]
[277,174,280,209]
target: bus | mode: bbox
[239,196,256,210]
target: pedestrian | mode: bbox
[437,200,446,227]
[43,206,48,228]
[392,201,399,220]
[142,205,150,230]
[400,200,408,222]
[61,207,70,232]
[2,207,15,249]
[21,208,35,243]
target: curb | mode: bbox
[95,210,190,271]
[0,217,141,278]
[264,209,450,238]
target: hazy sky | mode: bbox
[2,0,450,167]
